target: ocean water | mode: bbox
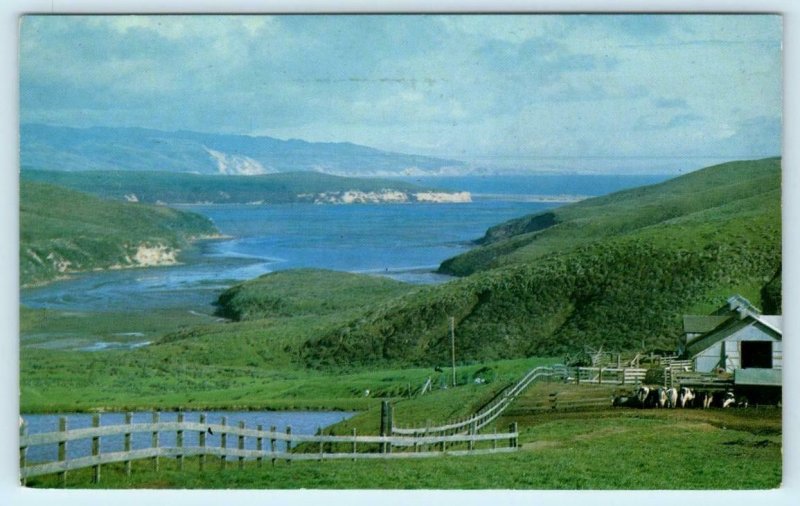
[20,174,671,315]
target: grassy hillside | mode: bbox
[21,170,437,204]
[302,158,781,367]
[20,181,217,286]
[440,157,781,276]
[216,269,417,321]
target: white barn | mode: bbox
[681,296,782,386]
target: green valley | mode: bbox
[20,158,782,412]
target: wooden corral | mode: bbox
[505,382,620,415]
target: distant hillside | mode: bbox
[21,170,469,205]
[20,181,218,286]
[301,158,781,367]
[440,157,782,276]
[20,123,465,177]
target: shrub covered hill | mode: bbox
[300,158,781,367]
[20,181,217,286]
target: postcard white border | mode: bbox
[2,2,797,506]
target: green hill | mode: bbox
[440,157,781,276]
[20,181,218,286]
[216,269,416,321]
[21,169,443,204]
[301,158,781,367]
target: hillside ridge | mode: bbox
[301,158,781,367]
[21,123,465,177]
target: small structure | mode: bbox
[679,295,782,400]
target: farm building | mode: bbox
[680,295,781,398]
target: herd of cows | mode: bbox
[612,385,747,409]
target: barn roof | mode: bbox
[686,316,781,358]
[683,295,782,356]
[683,315,732,334]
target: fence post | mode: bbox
[352,428,357,461]
[151,412,159,472]
[177,412,184,471]
[510,422,518,448]
[622,368,626,386]
[19,420,27,486]
[256,424,263,468]
[58,417,67,487]
[317,426,323,459]
[285,426,292,464]
[469,420,476,451]
[124,412,132,477]
[380,401,389,453]
[199,414,206,472]
[425,420,431,452]
[550,392,558,410]
[270,425,276,467]
[599,367,604,384]
[92,414,101,484]
[238,421,245,470]
[220,416,228,469]
[576,367,580,385]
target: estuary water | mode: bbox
[20,175,669,316]
[22,410,355,463]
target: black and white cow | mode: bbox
[719,391,736,408]
[636,385,650,407]
[612,395,637,407]
[665,387,678,408]
[696,391,714,409]
[656,387,668,408]
[678,387,695,408]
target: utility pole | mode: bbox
[450,316,456,387]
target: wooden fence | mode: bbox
[392,365,568,437]
[508,389,614,414]
[571,366,647,385]
[390,364,643,438]
[19,412,518,484]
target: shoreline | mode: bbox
[20,233,230,291]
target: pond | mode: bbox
[21,410,355,463]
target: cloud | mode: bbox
[19,14,782,172]
[654,97,689,109]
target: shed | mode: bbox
[681,295,782,374]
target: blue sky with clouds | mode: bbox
[19,14,782,173]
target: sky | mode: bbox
[19,14,782,173]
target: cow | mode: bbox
[665,387,678,408]
[720,391,736,408]
[612,395,636,407]
[656,387,668,408]
[636,386,650,408]
[678,387,695,408]
[696,391,714,409]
